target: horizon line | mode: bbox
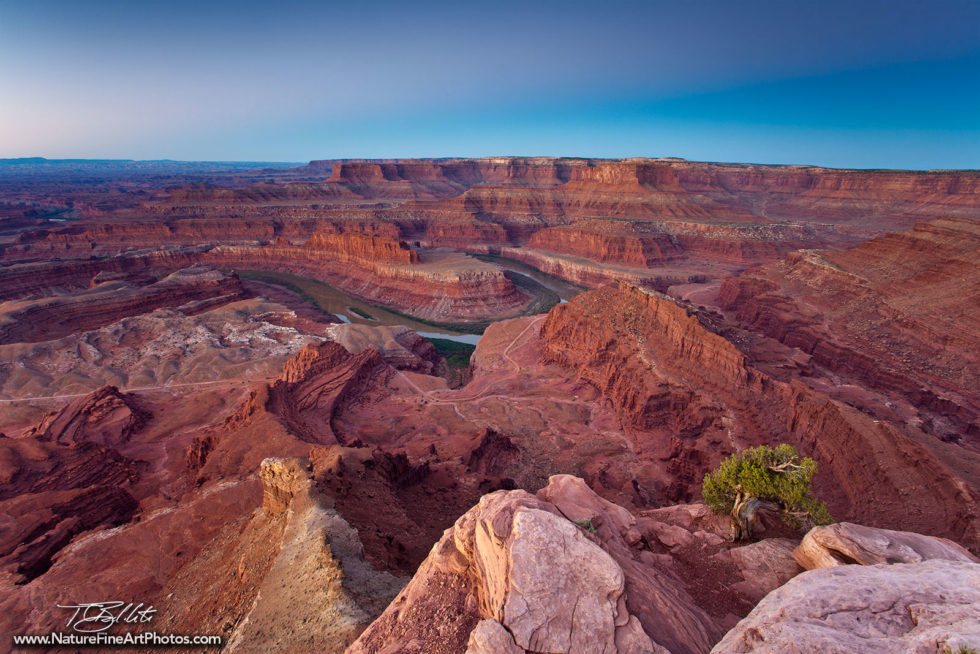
[2,155,978,173]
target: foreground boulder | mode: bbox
[711,560,980,653]
[793,522,979,570]
[347,477,669,653]
[346,475,802,654]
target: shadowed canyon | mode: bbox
[1,157,978,653]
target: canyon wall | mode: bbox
[0,267,246,344]
[539,283,980,550]
[0,233,531,323]
[719,216,980,440]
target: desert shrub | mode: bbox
[702,444,832,541]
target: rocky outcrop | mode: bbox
[0,385,144,583]
[711,560,980,653]
[0,384,144,498]
[325,324,444,374]
[539,283,980,550]
[260,456,310,514]
[266,341,388,445]
[214,458,405,653]
[792,522,979,570]
[347,475,801,654]
[26,385,149,447]
[0,266,246,343]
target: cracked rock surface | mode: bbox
[347,475,727,653]
[711,559,980,654]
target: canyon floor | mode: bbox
[1,157,978,653]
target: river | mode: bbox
[239,257,581,345]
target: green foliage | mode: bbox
[574,518,597,535]
[942,647,979,654]
[702,444,832,530]
[427,338,477,370]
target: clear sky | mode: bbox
[1,0,978,168]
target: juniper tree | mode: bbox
[702,444,832,541]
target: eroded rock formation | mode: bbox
[0,266,246,343]
[350,475,803,654]
[539,282,980,549]
[719,216,980,442]
[711,560,980,654]
[792,522,979,570]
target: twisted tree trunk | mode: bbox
[730,495,782,541]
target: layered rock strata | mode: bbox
[0,266,246,344]
[0,234,530,323]
[539,282,980,550]
[719,216,980,441]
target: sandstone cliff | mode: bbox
[539,283,980,550]
[0,236,531,324]
[719,216,980,441]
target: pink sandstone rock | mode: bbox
[465,619,523,654]
[711,560,980,654]
[347,475,722,654]
[792,521,979,570]
[712,539,801,605]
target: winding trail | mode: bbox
[395,316,549,421]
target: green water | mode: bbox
[238,270,485,343]
[239,257,574,345]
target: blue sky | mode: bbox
[1,0,978,167]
